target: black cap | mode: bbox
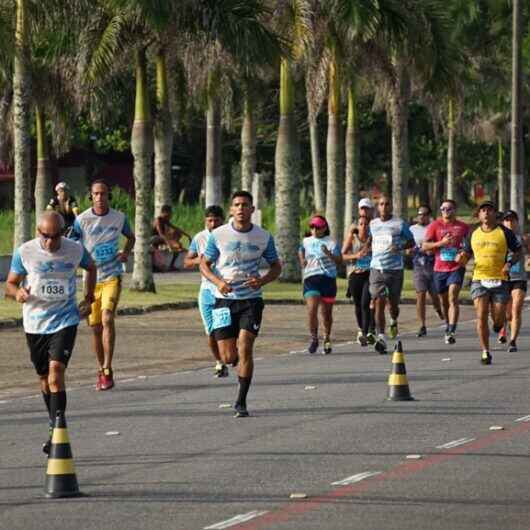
[503,209,519,220]
[477,200,496,210]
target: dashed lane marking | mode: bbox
[515,415,530,422]
[436,437,475,449]
[204,511,269,529]
[331,471,382,486]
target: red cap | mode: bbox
[309,216,327,229]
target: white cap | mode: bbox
[55,181,69,192]
[358,198,373,209]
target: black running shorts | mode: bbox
[25,325,78,376]
[212,298,264,341]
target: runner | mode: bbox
[409,205,443,337]
[71,179,135,390]
[299,215,342,354]
[500,210,529,352]
[423,199,469,344]
[46,182,80,236]
[184,205,228,377]
[200,191,282,417]
[5,211,96,453]
[368,196,415,354]
[342,215,373,346]
[456,201,521,365]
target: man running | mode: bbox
[6,211,96,453]
[184,205,227,377]
[423,199,469,344]
[500,210,528,352]
[409,205,443,337]
[368,196,415,354]
[71,179,135,390]
[457,201,521,365]
[200,191,282,417]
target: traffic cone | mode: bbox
[387,341,414,401]
[44,411,82,498]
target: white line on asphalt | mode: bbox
[331,471,382,486]
[204,511,269,529]
[515,415,530,422]
[0,400,10,404]
[436,437,475,449]
[120,378,136,383]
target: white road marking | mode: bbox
[406,454,422,460]
[120,378,136,383]
[331,471,382,486]
[489,426,504,431]
[290,492,308,499]
[0,400,10,404]
[254,357,264,361]
[515,415,530,422]
[105,431,120,436]
[304,385,317,390]
[218,403,232,409]
[436,437,475,449]
[442,358,452,362]
[204,511,268,529]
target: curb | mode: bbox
[0,297,476,331]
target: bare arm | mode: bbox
[118,233,135,263]
[244,260,282,290]
[184,251,200,269]
[81,260,97,304]
[5,272,30,303]
[200,255,233,295]
[298,250,306,271]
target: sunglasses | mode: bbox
[440,207,454,212]
[39,230,61,241]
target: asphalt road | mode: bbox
[1,306,530,530]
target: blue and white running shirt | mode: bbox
[189,229,217,293]
[203,222,279,299]
[71,208,132,282]
[300,235,340,279]
[369,216,415,270]
[10,237,91,334]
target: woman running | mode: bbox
[342,216,374,346]
[299,215,342,354]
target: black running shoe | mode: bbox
[42,438,51,455]
[481,351,492,365]
[374,338,387,355]
[417,326,427,337]
[234,403,249,418]
[308,337,319,354]
[323,339,332,355]
[508,340,518,353]
[215,363,229,377]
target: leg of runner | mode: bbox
[216,338,238,366]
[350,273,367,345]
[306,295,320,354]
[91,324,105,385]
[508,288,525,352]
[209,335,227,377]
[374,296,387,354]
[428,284,444,320]
[445,283,461,344]
[474,296,492,365]
[320,301,333,354]
[39,375,53,454]
[439,291,450,332]
[234,330,256,417]
[387,271,403,340]
[416,290,427,336]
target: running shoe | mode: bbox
[42,422,53,455]
[445,332,456,345]
[374,338,387,355]
[233,403,249,418]
[508,340,518,353]
[417,326,427,337]
[389,321,398,339]
[366,332,376,345]
[214,362,229,377]
[307,337,319,354]
[323,339,332,355]
[99,368,114,391]
[95,370,104,391]
[497,327,507,344]
[356,331,368,346]
[481,351,492,365]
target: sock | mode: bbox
[236,376,252,408]
[42,392,51,420]
[390,318,397,326]
[493,323,503,333]
[49,391,67,422]
[448,324,456,333]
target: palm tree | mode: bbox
[34,105,52,216]
[205,68,223,206]
[344,79,360,233]
[240,84,257,192]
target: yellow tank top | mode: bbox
[470,226,508,281]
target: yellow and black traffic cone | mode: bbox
[387,341,414,401]
[44,411,82,498]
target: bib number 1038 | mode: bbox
[38,279,69,301]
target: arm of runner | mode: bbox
[503,226,523,274]
[5,250,30,303]
[323,243,343,265]
[69,218,83,241]
[118,218,135,263]
[298,245,306,270]
[395,223,415,252]
[184,236,200,268]
[79,248,96,304]
[200,233,232,294]
[341,226,355,255]
[455,230,472,265]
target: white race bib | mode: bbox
[440,247,458,262]
[480,279,502,289]
[34,278,69,301]
[373,234,393,253]
[94,241,118,264]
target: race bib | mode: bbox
[94,241,118,264]
[356,255,371,270]
[440,247,458,262]
[35,278,69,301]
[373,234,393,253]
[510,261,522,273]
[212,307,232,330]
[480,279,502,289]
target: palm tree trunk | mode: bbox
[498,140,506,211]
[275,58,301,281]
[388,66,410,219]
[205,70,222,206]
[13,0,32,248]
[153,48,173,217]
[446,98,456,200]
[0,85,12,173]
[344,83,360,234]
[241,93,256,192]
[309,118,324,211]
[34,105,53,217]
[325,53,344,243]
[131,48,155,293]
[511,0,525,230]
